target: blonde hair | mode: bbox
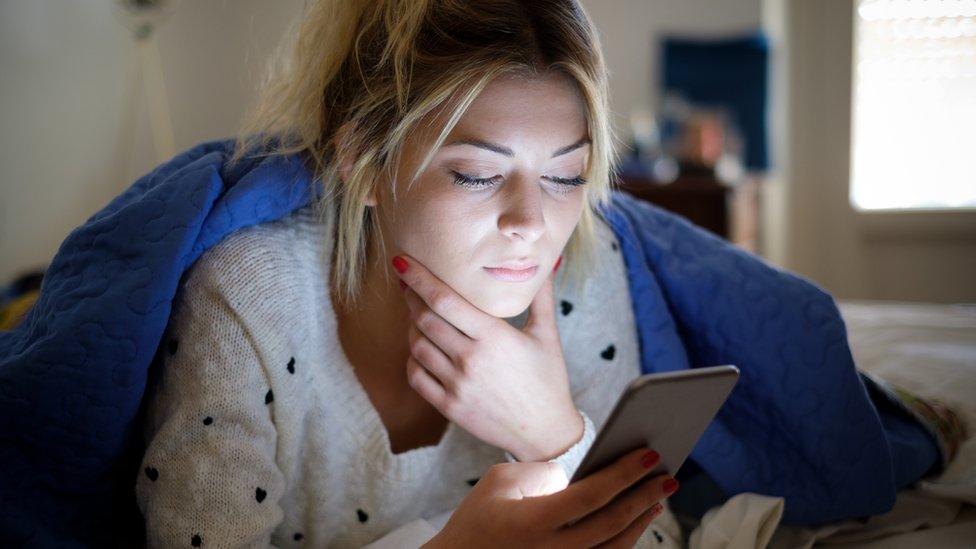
[231,0,620,309]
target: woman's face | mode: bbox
[368,72,590,318]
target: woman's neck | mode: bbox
[331,233,424,405]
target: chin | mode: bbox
[465,285,535,319]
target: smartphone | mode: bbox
[568,365,739,484]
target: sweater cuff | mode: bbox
[504,409,596,480]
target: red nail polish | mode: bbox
[553,255,562,272]
[663,478,679,494]
[392,256,408,274]
[398,280,407,290]
[641,450,659,469]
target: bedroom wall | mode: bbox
[0,0,303,284]
[765,0,976,303]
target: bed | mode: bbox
[765,300,976,548]
[634,300,976,548]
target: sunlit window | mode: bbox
[850,0,976,211]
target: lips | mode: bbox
[483,265,539,282]
[486,258,538,270]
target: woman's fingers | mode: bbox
[407,323,456,387]
[393,254,495,339]
[405,356,449,408]
[404,287,472,363]
[592,503,663,549]
[559,474,673,548]
[545,447,660,526]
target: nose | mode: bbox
[497,175,546,242]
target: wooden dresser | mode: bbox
[615,166,760,253]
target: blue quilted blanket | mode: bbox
[0,139,937,546]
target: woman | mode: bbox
[136,0,678,546]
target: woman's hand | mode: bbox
[393,253,582,462]
[424,447,677,548]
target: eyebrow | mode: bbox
[442,136,591,159]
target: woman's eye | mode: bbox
[543,175,588,188]
[450,170,588,191]
[451,170,502,189]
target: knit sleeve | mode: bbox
[503,408,596,481]
[135,268,285,549]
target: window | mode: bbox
[850,0,976,211]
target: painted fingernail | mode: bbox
[392,256,409,274]
[663,478,679,494]
[398,279,407,290]
[553,255,562,272]
[641,450,659,469]
[649,502,663,515]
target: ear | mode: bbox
[333,122,378,207]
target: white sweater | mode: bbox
[135,202,669,548]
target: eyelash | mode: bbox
[450,170,588,191]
